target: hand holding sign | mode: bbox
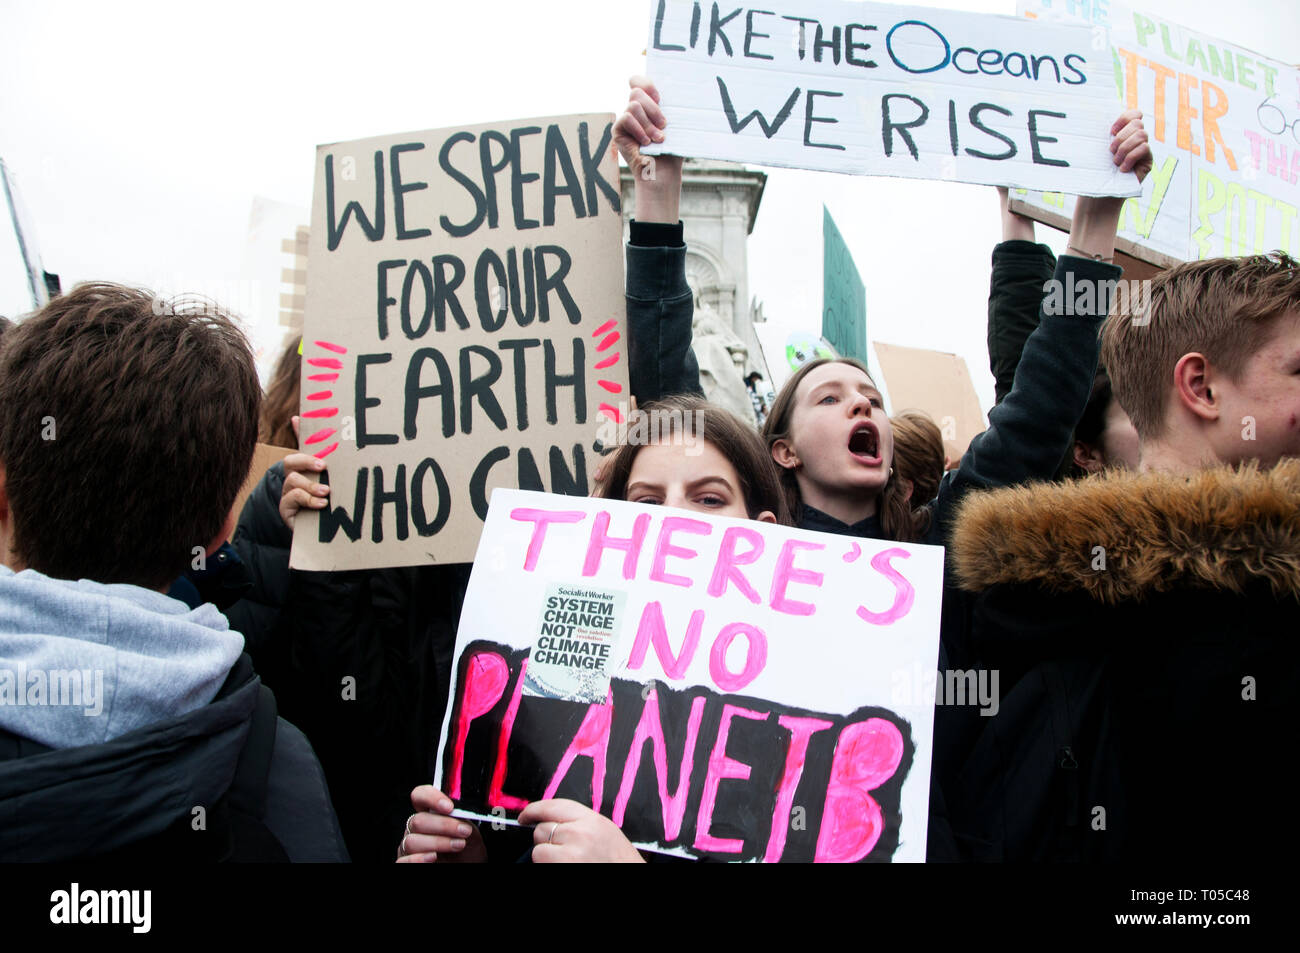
[1068,109,1152,262]
[615,77,683,224]
[279,453,330,531]
[520,799,646,863]
[395,785,487,864]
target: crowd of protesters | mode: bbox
[1,74,1297,865]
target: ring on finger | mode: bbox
[548,822,560,844]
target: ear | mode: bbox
[1171,352,1220,423]
[770,439,800,471]
[755,510,778,524]
[1073,440,1106,474]
[205,506,238,556]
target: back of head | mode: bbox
[0,283,261,589]
[1101,251,1300,444]
[890,411,945,506]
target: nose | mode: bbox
[848,392,871,416]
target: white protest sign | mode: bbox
[643,0,1140,196]
[291,115,627,571]
[1014,0,1299,264]
[433,488,945,862]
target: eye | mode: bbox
[629,495,663,506]
[696,494,729,507]
[870,397,884,409]
[818,394,838,405]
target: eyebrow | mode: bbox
[685,476,737,494]
[624,480,663,497]
[808,380,881,400]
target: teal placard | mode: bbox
[822,206,866,365]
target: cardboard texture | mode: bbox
[292,114,627,570]
[874,340,987,462]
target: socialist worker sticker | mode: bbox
[522,583,626,703]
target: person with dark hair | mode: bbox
[0,282,346,862]
[397,396,792,863]
[594,395,789,525]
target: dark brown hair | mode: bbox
[260,333,302,448]
[1102,251,1300,439]
[0,282,261,588]
[762,358,922,542]
[596,394,791,525]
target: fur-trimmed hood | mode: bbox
[950,459,1300,603]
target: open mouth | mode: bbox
[848,422,881,463]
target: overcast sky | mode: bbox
[2,0,1296,408]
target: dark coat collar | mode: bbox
[799,504,884,540]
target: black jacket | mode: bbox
[0,654,347,862]
[948,461,1300,861]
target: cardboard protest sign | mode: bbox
[291,115,626,570]
[1014,0,1300,265]
[643,0,1140,196]
[433,488,944,862]
[874,341,986,462]
[822,205,866,363]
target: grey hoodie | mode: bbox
[0,565,245,747]
[0,565,347,861]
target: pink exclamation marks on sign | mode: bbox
[303,341,347,458]
[591,319,624,423]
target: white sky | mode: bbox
[1,0,1296,408]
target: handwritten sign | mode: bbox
[1014,0,1300,264]
[291,115,626,570]
[433,489,944,862]
[643,0,1140,196]
[822,206,867,363]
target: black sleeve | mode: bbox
[931,255,1123,534]
[986,240,1057,406]
[227,462,291,664]
[625,220,702,403]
